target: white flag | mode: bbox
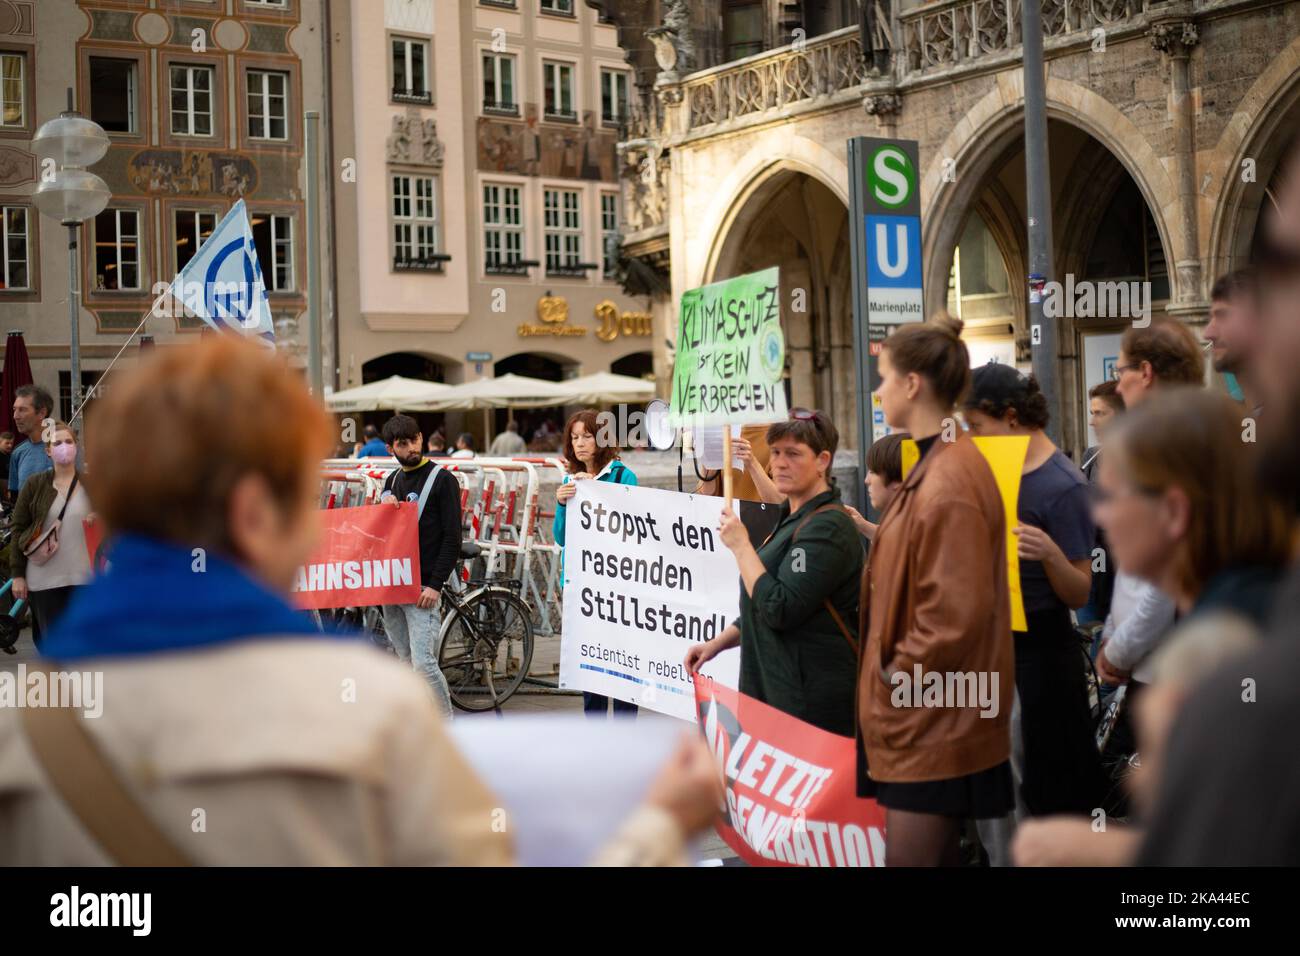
[167,199,274,340]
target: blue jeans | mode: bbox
[383,602,452,719]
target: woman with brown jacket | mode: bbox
[857,315,1015,866]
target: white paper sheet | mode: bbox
[448,715,702,866]
[693,424,744,472]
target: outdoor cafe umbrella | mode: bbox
[556,371,655,405]
[324,375,451,413]
[411,373,573,411]
[2,330,34,435]
[411,373,576,448]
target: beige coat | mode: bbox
[0,639,684,866]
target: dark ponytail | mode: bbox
[964,363,1050,429]
[880,312,971,408]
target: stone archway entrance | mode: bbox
[933,118,1174,455]
[707,167,856,445]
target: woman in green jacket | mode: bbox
[684,409,864,736]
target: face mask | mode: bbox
[51,443,77,466]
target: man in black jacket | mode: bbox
[378,414,461,717]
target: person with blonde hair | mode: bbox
[9,421,91,639]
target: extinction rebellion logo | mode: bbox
[758,323,785,379]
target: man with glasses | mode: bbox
[1110,319,1205,408]
[1093,319,1205,711]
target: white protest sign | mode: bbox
[692,424,743,472]
[560,480,740,721]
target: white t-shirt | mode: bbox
[26,482,93,592]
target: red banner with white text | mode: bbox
[291,503,422,610]
[694,677,888,867]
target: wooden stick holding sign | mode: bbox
[722,427,734,510]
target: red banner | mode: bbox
[83,515,107,573]
[291,503,422,610]
[694,677,887,867]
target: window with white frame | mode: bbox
[600,193,619,278]
[0,206,30,290]
[542,61,574,120]
[89,57,138,134]
[247,69,289,140]
[540,0,573,14]
[600,69,628,126]
[174,209,217,274]
[392,174,440,269]
[252,213,295,290]
[482,53,516,113]
[483,183,523,272]
[1,52,26,128]
[170,64,215,137]
[246,0,289,7]
[94,208,141,291]
[544,188,581,274]
[392,37,431,103]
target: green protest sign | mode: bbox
[668,267,787,428]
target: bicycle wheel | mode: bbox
[439,588,535,711]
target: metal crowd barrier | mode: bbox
[319,456,569,636]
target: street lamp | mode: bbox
[31,94,111,423]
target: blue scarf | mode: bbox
[40,534,354,661]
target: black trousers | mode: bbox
[28,585,78,644]
[582,692,638,718]
[1014,607,1110,816]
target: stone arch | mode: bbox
[1205,34,1300,278]
[689,143,855,437]
[358,349,459,383]
[921,73,1180,319]
[691,135,849,290]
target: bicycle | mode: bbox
[437,540,535,712]
[1078,620,1137,819]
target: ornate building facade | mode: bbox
[596,0,1297,456]
[328,0,657,444]
[0,0,330,416]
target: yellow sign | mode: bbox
[594,300,653,342]
[519,294,588,337]
[537,294,568,324]
[900,435,1030,631]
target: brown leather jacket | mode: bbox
[857,433,1013,783]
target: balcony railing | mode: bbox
[899,0,1152,76]
[485,257,535,275]
[670,2,1157,137]
[393,86,433,105]
[682,27,868,133]
[393,252,450,272]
